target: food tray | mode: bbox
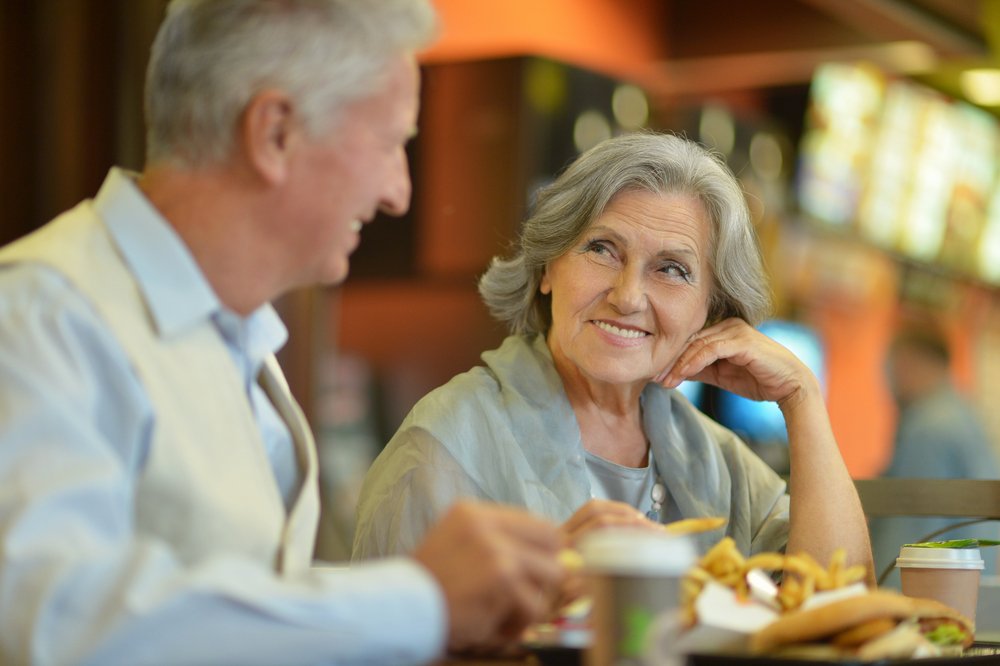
[527,643,1000,666]
[685,642,1000,665]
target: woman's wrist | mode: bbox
[777,374,823,417]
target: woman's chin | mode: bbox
[577,367,653,389]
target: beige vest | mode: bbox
[0,203,320,575]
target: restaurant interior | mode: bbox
[6,0,1000,632]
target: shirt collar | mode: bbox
[92,167,286,354]
[213,306,289,369]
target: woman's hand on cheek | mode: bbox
[658,318,818,407]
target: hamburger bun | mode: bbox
[831,617,898,648]
[750,590,973,654]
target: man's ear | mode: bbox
[240,89,296,186]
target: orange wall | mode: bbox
[815,297,897,478]
[423,0,671,80]
[798,239,990,478]
[334,281,506,432]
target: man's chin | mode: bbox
[322,259,351,286]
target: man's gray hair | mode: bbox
[145,0,437,167]
[479,131,772,335]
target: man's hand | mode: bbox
[412,501,565,652]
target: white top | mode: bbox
[585,451,659,518]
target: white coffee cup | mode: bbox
[579,528,696,666]
[895,546,983,625]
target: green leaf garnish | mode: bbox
[925,623,968,646]
[904,538,1000,549]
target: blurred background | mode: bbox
[6,0,1000,559]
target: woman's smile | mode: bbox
[591,319,651,343]
[542,188,713,390]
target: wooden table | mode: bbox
[434,656,541,666]
[434,653,539,665]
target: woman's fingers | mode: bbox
[660,318,812,403]
[561,499,657,545]
[661,319,754,386]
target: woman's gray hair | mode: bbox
[145,0,437,167]
[479,132,771,334]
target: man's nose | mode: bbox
[378,149,411,217]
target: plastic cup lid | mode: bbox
[578,527,696,576]
[895,546,984,570]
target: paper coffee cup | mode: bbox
[579,528,696,666]
[895,546,983,625]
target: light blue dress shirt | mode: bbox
[0,169,445,666]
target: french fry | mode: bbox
[841,564,867,586]
[681,540,872,621]
[662,516,727,536]
[822,548,846,590]
[702,537,745,577]
[745,553,785,571]
[557,548,584,572]
[686,566,714,584]
[781,552,821,579]
[800,573,816,601]
[777,576,802,611]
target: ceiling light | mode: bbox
[961,68,1000,106]
[699,105,735,156]
[573,110,612,154]
[749,132,783,181]
[611,84,649,129]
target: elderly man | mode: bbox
[0,1,563,664]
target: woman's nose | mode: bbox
[607,270,646,313]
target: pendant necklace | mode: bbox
[647,461,667,522]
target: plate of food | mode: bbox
[666,537,990,664]
[523,517,728,665]
[526,529,996,665]
[521,594,590,666]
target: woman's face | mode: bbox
[541,188,714,390]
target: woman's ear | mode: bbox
[240,89,296,186]
[539,267,552,295]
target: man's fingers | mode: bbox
[497,562,559,638]
[415,501,569,651]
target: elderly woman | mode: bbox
[353,132,872,576]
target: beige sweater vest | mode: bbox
[0,202,320,575]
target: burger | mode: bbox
[749,590,974,660]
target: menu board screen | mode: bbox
[937,103,997,271]
[797,63,884,228]
[797,63,1000,284]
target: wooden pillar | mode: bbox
[0,0,165,242]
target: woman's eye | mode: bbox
[660,262,691,280]
[585,240,611,256]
